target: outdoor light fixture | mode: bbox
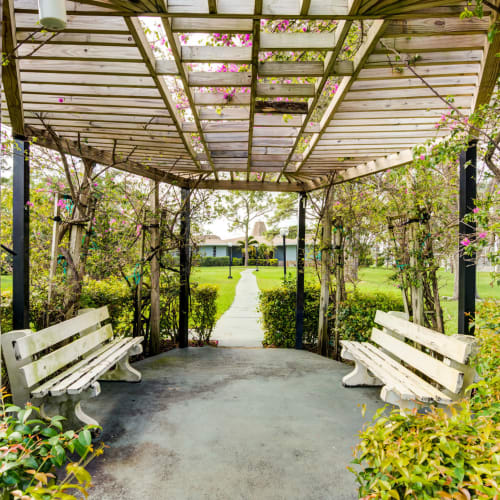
[38,0,67,31]
[227,242,233,280]
[280,228,289,280]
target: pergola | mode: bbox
[2,0,499,344]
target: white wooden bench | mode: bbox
[340,310,479,413]
[2,306,144,430]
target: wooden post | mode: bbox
[318,187,334,356]
[12,137,30,330]
[458,140,477,335]
[179,187,191,348]
[149,181,161,354]
[47,192,60,323]
[295,192,307,349]
[333,219,345,360]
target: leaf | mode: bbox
[78,429,92,448]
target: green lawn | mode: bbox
[191,266,244,320]
[237,266,499,333]
[1,275,12,291]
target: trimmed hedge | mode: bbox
[198,256,242,267]
[248,258,278,266]
[191,284,218,343]
[259,283,404,347]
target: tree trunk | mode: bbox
[332,221,345,360]
[63,159,94,319]
[149,181,161,355]
[409,222,425,325]
[318,188,334,357]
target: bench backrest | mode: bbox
[373,310,479,396]
[1,307,112,405]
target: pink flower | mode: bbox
[419,154,425,161]
[109,218,116,225]
[472,207,479,213]
[58,98,64,103]
[57,199,66,208]
[460,238,471,247]
[478,232,487,239]
[26,200,34,208]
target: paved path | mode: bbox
[212,269,264,347]
[86,347,384,500]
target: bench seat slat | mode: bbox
[361,343,452,404]
[65,337,143,395]
[15,307,109,360]
[371,328,464,394]
[375,310,473,364]
[341,341,416,400]
[31,338,128,398]
[41,338,132,397]
[21,324,114,388]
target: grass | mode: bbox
[191,266,244,320]
[202,266,500,333]
[3,266,498,331]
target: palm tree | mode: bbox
[237,236,258,265]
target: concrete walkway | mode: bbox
[86,347,383,500]
[212,269,264,347]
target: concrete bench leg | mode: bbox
[39,382,101,430]
[99,344,143,383]
[341,348,381,387]
[381,387,419,416]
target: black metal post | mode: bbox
[295,192,307,349]
[179,187,190,348]
[458,140,477,335]
[283,235,287,280]
[228,245,233,279]
[12,137,30,330]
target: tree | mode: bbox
[218,191,274,266]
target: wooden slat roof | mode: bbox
[3,0,499,191]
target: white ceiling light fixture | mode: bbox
[38,0,67,31]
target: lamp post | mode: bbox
[280,228,289,280]
[227,242,233,279]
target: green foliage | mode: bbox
[337,291,404,342]
[1,290,12,334]
[80,277,133,336]
[350,302,500,500]
[198,256,242,267]
[259,284,403,347]
[248,259,278,267]
[0,390,99,500]
[191,284,218,343]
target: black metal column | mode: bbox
[458,140,477,335]
[12,137,30,330]
[295,192,307,349]
[179,187,191,348]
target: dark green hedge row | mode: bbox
[259,282,404,347]
[248,259,278,266]
[197,256,243,267]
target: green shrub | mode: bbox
[259,280,322,347]
[0,389,100,500]
[259,284,403,347]
[80,277,133,336]
[191,284,218,343]
[248,259,278,266]
[198,256,242,267]
[1,290,12,333]
[350,300,500,500]
[337,290,404,342]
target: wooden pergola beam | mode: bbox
[2,0,24,136]
[25,124,191,187]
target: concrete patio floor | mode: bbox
[86,347,383,500]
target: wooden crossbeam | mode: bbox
[161,17,219,177]
[3,0,24,136]
[294,19,389,176]
[25,125,190,186]
[124,17,201,172]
